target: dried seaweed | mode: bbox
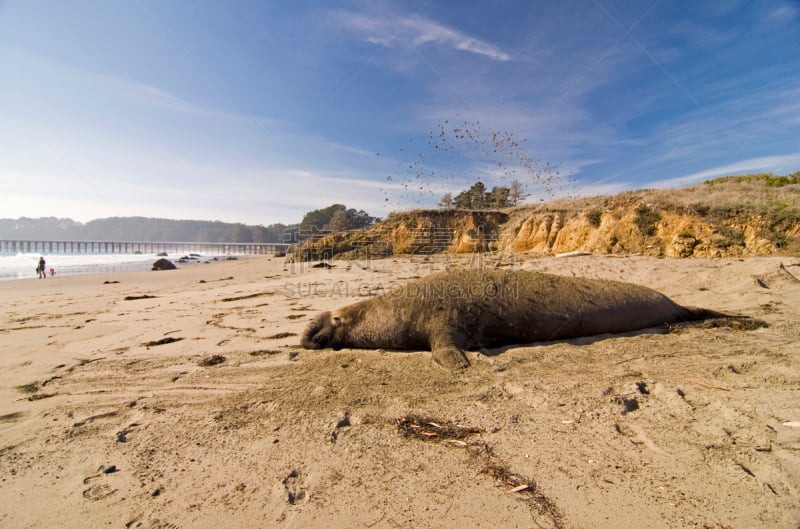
[669,316,768,333]
[394,414,483,441]
[16,383,38,394]
[219,292,272,302]
[0,412,24,422]
[124,294,157,301]
[142,337,183,347]
[27,392,57,401]
[266,332,296,339]
[695,317,768,331]
[199,355,226,366]
[472,441,564,528]
[249,349,282,356]
[386,414,564,529]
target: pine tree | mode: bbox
[487,186,510,208]
[469,181,487,209]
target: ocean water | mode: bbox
[0,251,222,281]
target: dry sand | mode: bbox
[1,253,799,529]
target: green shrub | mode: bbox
[765,173,799,187]
[716,225,745,246]
[704,172,800,187]
[712,238,732,249]
[634,205,661,236]
[585,209,602,227]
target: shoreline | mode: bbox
[0,252,257,283]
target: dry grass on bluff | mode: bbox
[517,172,800,223]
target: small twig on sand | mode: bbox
[779,263,800,282]
[683,378,730,391]
[610,355,642,366]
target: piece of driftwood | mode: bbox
[555,250,591,258]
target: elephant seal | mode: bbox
[300,269,726,369]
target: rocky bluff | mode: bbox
[292,175,800,260]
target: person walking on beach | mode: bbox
[37,256,46,279]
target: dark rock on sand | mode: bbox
[152,258,177,271]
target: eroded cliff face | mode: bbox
[293,210,508,261]
[504,208,794,257]
[292,196,799,260]
[380,210,508,254]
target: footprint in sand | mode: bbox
[82,483,117,501]
[283,469,307,505]
[125,518,180,529]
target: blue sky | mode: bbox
[1,0,798,225]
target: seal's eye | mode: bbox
[332,316,342,327]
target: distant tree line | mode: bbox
[0,205,380,244]
[299,204,380,233]
[0,216,295,243]
[438,180,528,210]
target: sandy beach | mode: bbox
[1,253,799,529]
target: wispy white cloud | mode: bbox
[406,17,511,61]
[112,78,243,121]
[333,10,510,62]
[570,179,632,198]
[766,3,800,21]
[323,141,379,159]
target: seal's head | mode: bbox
[301,311,345,350]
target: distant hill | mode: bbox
[0,216,298,244]
[293,172,800,259]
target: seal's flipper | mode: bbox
[429,329,469,369]
[432,346,470,369]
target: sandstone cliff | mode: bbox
[502,203,797,257]
[293,210,508,261]
[292,174,800,260]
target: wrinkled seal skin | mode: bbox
[301,269,726,369]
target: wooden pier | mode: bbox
[0,240,289,256]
